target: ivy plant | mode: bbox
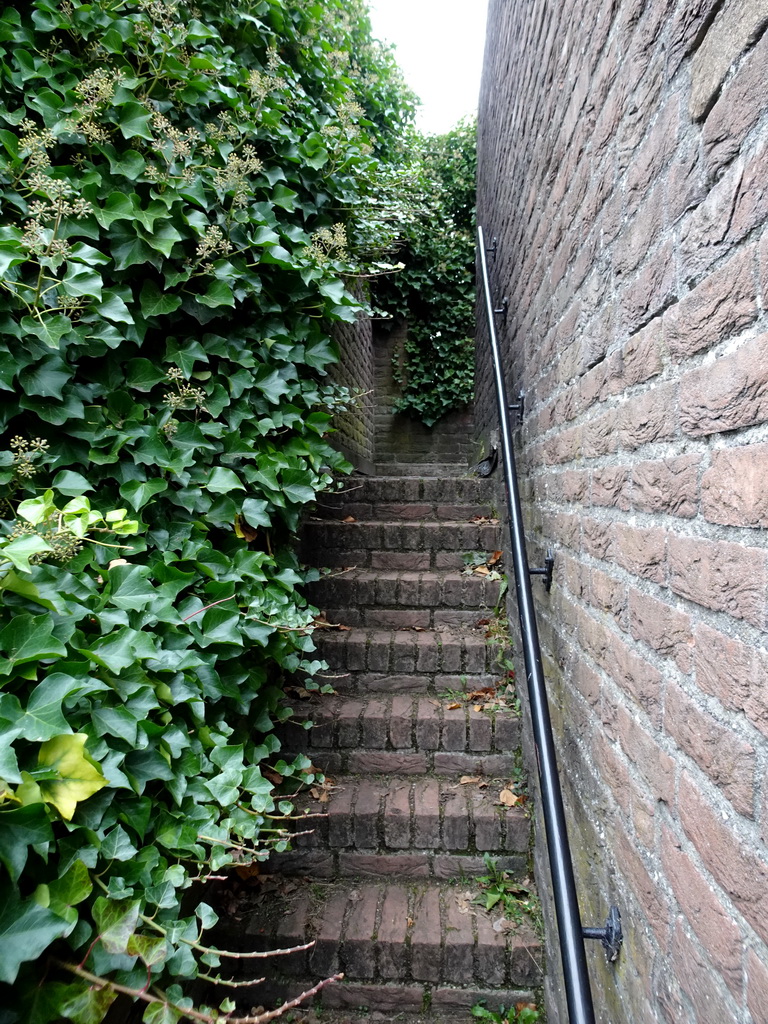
[0,0,416,1021]
[376,118,477,426]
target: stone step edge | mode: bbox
[292,750,520,779]
[280,695,520,755]
[239,880,543,990]
[267,849,529,883]
[246,978,541,1021]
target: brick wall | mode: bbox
[373,321,477,470]
[330,300,376,473]
[477,1,768,1021]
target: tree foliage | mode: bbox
[375,118,477,427]
[0,0,415,1020]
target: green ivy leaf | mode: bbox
[115,100,153,140]
[0,883,71,983]
[0,613,67,673]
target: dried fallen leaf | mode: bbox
[488,550,503,566]
[473,564,490,576]
[342,515,356,523]
[460,776,482,785]
[406,917,414,928]
[473,704,484,713]
[447,701,462,710]
[499,788,520,806]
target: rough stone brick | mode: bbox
[590,465,630,509]
[441,707,466,751]
[443,897,474,980]
[671,920,741,1024]
[410,887,442,981]
[679,772,768,945]
[349,752,427,774]
[412,778,441,848]
[361,699,388,749]
[377,886,410,977]
[665,679,755,817]
[341,886,380,979]
[630,455,700,517]
[680,333,768,437]
[615,703,674,800]
[689,0,768,120]
[322,983,425,1012]
[660,826,743,995]
[310,892,347,975]
[665,247,757,361]
[338,853,430,878]
[337,700,363,748]
[470,789,502,851]
[618,241,676,337]
[747,950,768,1023]
[365,608,431,629]
[441,784,470,851]
[474,908,508,986]
[701,443,768,527]
[668,534,767,629]
[434,753,515,775]
[389,695,413,748]
[611,523,666,584]
[468,708,493,752]
[415,699,440,750]
[384,781,411,850]
[390,635,416,673]
[694,623,768,738]
[619,381,677,450]
[328,784,355,848]
[628,588,692,671]
[354,780,384,849]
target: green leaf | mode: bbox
[127,932,167,967]
[18,355,70,399]
[0,613,67,672]
[140,280,182,317]
[92,896,141,955]
[0,884,71,983]
[37,734,108,821]
[1,533,51,573]
[116,100,154,140]
[60,986,118,1024]
[120,477,168,511]
[20,314,72,348]
[143,1002,183,1024]
[47,858,92,915]
[241,497,271,528]
[96,289,134,324]
[107,565,156,611]
[197,279,235,308]
[206,467,245,493]
[0,804,54,882]
[51,470,95,496]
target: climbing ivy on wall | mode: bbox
[376,118,477,427]
[0,0,415,1020]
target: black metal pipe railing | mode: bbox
[477,226,604,1024]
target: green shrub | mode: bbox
[0,1,414,1020]
[376,118,477,426]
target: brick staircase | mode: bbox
[234,470,544,1022]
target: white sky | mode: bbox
[367,0,490,135]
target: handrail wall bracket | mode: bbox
[583,906,623,963]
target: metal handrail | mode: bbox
[477,226,613,1024]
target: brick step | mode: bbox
[311,502,497,524]
[302,748,517,779]
[248,980,541,1024]
[273,774,528,871]
[311,626,510,689]
[280,695,520,757]
[307,570,504,630]
[237,880,543,990]
[301,519,502,568]
[318,475,495,508]
[247,979,540,1023]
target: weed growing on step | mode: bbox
[471,1000,541,1023]
[474,854,541,929]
